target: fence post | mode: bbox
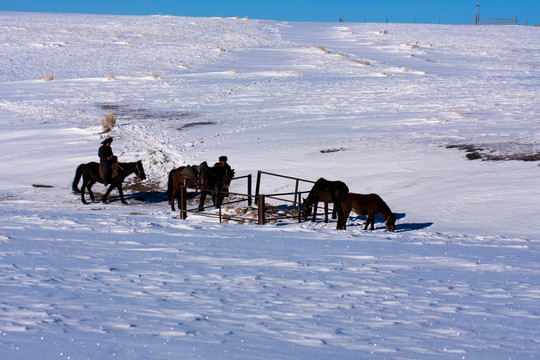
[180,185,187,220]
[255,170,262,205]
[294,179,300,209]
[258,195,266,225]
[247,174,252,206]
[218,191,222,223]
[298,193,303,223]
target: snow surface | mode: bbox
[1,12,539,359]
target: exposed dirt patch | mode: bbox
[178,121,217,131]
[320,147,346,154]
[447,143,540,163]
[97,103,197,122]
[32,184,54,188]
[123,179,162,193]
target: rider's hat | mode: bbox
[219,155,227,162]
[101,137,113,144]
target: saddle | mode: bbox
[99,162,119,181]
[180,165,199,186]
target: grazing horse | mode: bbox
[337,193,396,231]
[302,178,349,223]
[72,160,146,205]
[168,164,201,211]
[198,162,235,211]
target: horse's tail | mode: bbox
[332,183,349,216]
[167,169,175,203]
[72,165,83,193]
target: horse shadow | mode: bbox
[349,212,433,232]
[394,221,433,232]
[125,191,170,204]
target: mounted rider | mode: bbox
[98,137,116,185]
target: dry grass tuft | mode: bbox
[41,73,54,81]
[101,113,117,133]
[152,72,162,79]
[107,73,116,80]
[316,46,331,54]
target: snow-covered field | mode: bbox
[1,12,539,359]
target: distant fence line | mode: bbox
[475,15,517,25]
[338,15,525,26]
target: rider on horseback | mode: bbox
[98,137,115,185]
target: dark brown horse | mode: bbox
[337,193,396,231]
[72,160,146,205]
[197,162,235,211]
[168,163,202,211]
[302,178,349,223]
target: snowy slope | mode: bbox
[0,12,539,359]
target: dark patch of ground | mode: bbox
[97,103,197,122]
[178,121,217,131]
[320,147,346,154]
[447,143,540,164]
[32,184,54,188]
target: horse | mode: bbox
[72,160,146,205]
[167,163,201,211]
[197,162,235,211]
[302,178,349,223]
[337,193,396,232]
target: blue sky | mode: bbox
[1,0,539,25]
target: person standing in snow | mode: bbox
[213,155,233,196]
[98,137,115,185]
[213,155,232,173]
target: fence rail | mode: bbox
[176,170,329,225]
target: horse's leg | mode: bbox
[117,184,127,205]
[369,213,376,230]
[174,186,181,212]
[336,208,343,230]
[80,179,89,205]
[102,184,114,203]
[170,183,177,211]
[198,190,206,211]
[212,188,222,208]
[364,214,374,230]
[332,196,339,219]
[337,209,350,230]
[311,200,318,222]
[324,202,329,223]
[87,180,96,202]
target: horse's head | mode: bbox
[385,213,396,232]
[222,168,235,189]
[135,160,146,180]
[301,197,312,220]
